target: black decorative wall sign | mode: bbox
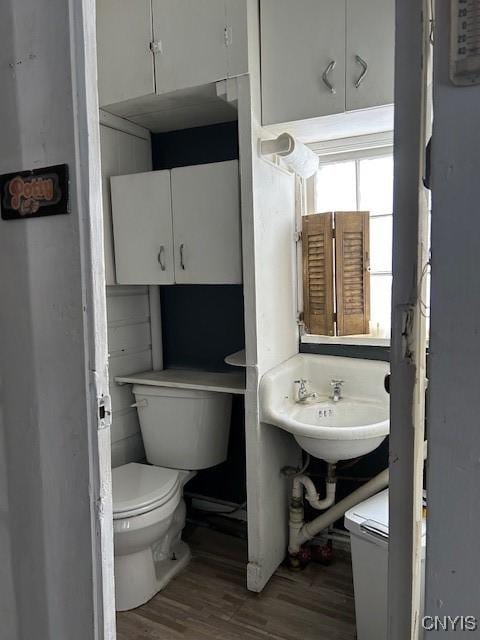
[0,164,69,220]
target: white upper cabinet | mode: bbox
[260,0,346,125]
[171,161,242,285]
[111,170,175,285]
[110,161,242,285]
[100,124,152,285]
[260,0,395,126]
[345,0,395,111]
[97,0,155,108]
[152,0,228,94]
[97,0,248,110]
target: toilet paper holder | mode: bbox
[259,132,319,179]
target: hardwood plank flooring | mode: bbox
[117,527,356,640]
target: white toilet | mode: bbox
[112,385,232,611]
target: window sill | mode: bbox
[301,333,390,348]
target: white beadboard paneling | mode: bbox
[109,382,137,414]
[106,285,150,322]
[110,409,142,444]
[109,349,152,378]
[107,285,152,466]
[108,323,152,355]
[111,434,145,469]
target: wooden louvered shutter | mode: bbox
[334,211,370,336]
[302,213,334,335]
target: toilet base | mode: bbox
[115,540,191,612]
[154,539,191,592]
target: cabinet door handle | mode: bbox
[354,54,368,88]
[322,60,337,94]
[157,245,166,271]
[179,243,185,270]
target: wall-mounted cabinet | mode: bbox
[100,120,152,285]
[111,160,242,285]
[110,169,174,285]
[97,0,248,110]
[260,0,394,126]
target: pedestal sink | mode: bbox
[260,354,389,463]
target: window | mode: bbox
[302,148,394,340]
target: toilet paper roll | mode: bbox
[277,133,319,179]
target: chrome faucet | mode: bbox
[330,379,344,402]
[294,378,318,403]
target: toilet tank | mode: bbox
[132,385,232,470]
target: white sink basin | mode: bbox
[260,354,390,463]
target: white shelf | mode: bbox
[115,368,246,395]
[224,349,246,368]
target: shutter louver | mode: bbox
[302,213,335,336]
[334,211,370,336]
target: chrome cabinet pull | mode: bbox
[322,60,337,94]
[354,54,368,88]
[179,243,185,270]
[157,245,166,271]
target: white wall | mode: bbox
[100,120,153,466]
[0,0,112,638]
[107,286,151,466]
[425,1,480,630]
[0,420,18,639]
[237,0,301,592]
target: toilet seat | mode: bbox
[112,463,181,520]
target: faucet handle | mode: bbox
[331,379,344,387]
[294,378,308,390]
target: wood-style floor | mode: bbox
[117,527,356,640]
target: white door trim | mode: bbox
[388,1,431,637]
[70,0,115,636]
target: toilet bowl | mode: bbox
[113,386,232,611]
[112,463,193,611]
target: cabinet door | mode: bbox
[96,0,155,107]
[100,126,152,285]
[225,0,249,78]
[152,0,229,94]
[171,161,242,284]
[346,0,395,111]
[111,171,174,285]
[261,0,346,125]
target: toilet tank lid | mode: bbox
[112,463,180,518]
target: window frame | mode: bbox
[299,132,394,347]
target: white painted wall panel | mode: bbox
[0,0,112,637]
[107,286,151,466]
[235,1,301,593]
[0,424,17,640]
[111,435,146,469]
[100,125,153,467]
[424,0,480,628]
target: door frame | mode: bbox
[388,0,431,637]
[72,0,116,635]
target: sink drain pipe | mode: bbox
[289,468,388,555]
[288,441,428,555]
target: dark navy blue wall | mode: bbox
[152,121,244,374]
[152,122,246,504]
[152,121,238,169]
